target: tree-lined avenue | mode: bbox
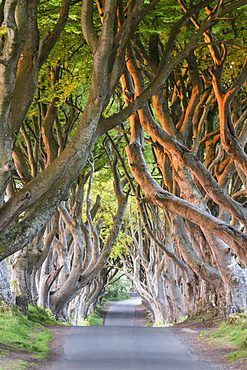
[48,299,214,370]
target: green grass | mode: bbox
[227,350,247,362]
[0,304,67,369]
[200,313,247,363]
[79,304,105,326]
[0,359,38,369]
[28,305,58,325]
[209,317,247,348]
[0,305,54,361]
[86,312,104,326]
[0,349,9,356]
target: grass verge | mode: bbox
[0,359,39,369]
[200,312,247,364]
[79,304,105,326]
[0,303,61,369]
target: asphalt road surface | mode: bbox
[104,298,142,326]
[49,299,215,370]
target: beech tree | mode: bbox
[1,0,245,258]
[0,0,247,321]
[121,2,247,314]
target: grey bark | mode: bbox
[0,260,12,304]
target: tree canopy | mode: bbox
[0,0,247,322]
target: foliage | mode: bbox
[144,308,154,327]
[109,230,131,259]
[0,302,12,315]
[1,0,247,330]
[34,2,92,110]
[176,316,187,324]
[153,317,187,327]
[84,312,104,327]
[103,274,132,302]
[138,0,182,36]
[0,307,53,360]
[79,304,104,326]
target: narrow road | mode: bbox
[48,299,216,370]
[104,298,142,326]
